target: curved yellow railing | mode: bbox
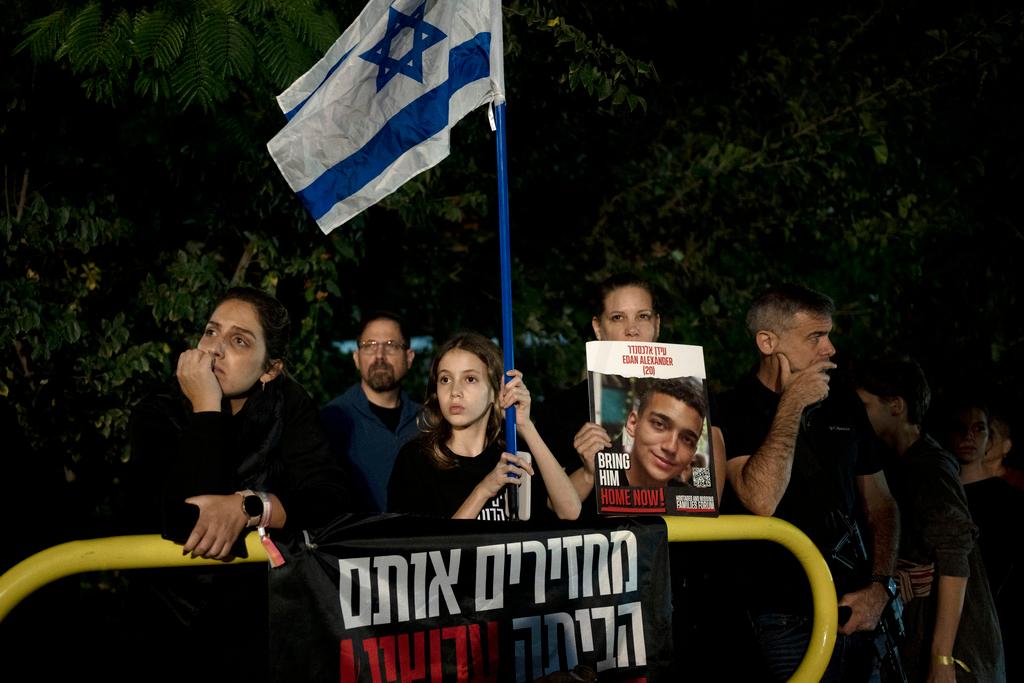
[0,533,266,623]
[0,515,836,682]
[663,515,838,683]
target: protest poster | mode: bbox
[587,341,719,516]
[269,514,672,682]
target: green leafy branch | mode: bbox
[17,0,341,110]
[506,2,657,113]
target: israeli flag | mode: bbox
[267,0,505,234]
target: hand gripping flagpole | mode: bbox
[493,101,519,517]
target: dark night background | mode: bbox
[1,0,1022,675]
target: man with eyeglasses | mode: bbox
[321,312,421,512]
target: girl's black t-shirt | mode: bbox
[388,437,551,521]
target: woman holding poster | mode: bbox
[536,273,726,515]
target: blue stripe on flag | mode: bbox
[297,33,491,221]
[283,47,355,122]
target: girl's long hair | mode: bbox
[419,332,504,469]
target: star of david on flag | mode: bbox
[267,0,505,234]
[360,3,446,91]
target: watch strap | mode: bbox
[870,574,898,599]
[256,491,272,528]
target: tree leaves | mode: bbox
[134,9,187,69]
[17,0,339,111]
[506,3,657,113]
[16,8,68,61]
[5,0,1024,529]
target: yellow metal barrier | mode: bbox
[0,533,266,623]
[663,515,838,683]
[0,516,836,681]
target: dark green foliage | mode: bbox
[3,0,1023,547]
[17,0,342,109]
[133,9,188,69]
[505,2,657,113]
[1,193,163,465]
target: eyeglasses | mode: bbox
[357,339,407,355]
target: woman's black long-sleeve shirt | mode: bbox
[129,375,350,542]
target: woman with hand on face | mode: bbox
[131,287,349,556]
[387,332,580,521]
[125,287,349,680]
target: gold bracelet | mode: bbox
[934,655,971,672]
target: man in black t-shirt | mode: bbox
[717,284,899,682]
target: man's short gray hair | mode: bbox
[745,284,835,336]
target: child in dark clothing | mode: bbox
[388,332,580,521]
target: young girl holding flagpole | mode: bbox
[387,332,580,521]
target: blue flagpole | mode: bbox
[494,101,520,518]
[494,102,517,453]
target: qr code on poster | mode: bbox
[692,466,711,488]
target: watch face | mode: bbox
[243,494,263,517]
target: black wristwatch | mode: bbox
[242,493,264,528]
[870,574,898,600]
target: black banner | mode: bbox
[269,514,672,682]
